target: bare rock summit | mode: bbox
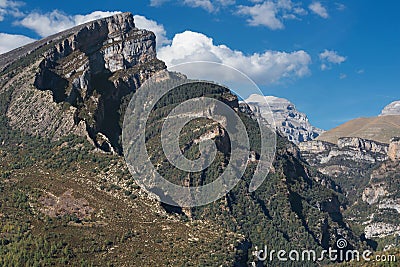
[243,94,324,144]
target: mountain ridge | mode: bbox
[0,12,165,154]
[243,94,324,144]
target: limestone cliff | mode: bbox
[243,94,324,145]
[0,12,166,153]
[299,136,400,243]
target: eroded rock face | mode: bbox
[338,137,389,154]
[298,137,389,168]
[388,137,400,161]
[364,223,400,239]
[243,94,324,145]
[0,12,166,153]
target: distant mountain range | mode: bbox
[0,12,364,266]
[298,100,400,251]
[318,101,400,144]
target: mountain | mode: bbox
[243,94,324,144]
[0,12,165,154]
[317,115,400,144]
[0,12,386,266]
[380,100,400,116]
[299,135,400,250]
[318,100,400,145]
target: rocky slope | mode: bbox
[0,12,390,266]
[0,12,165,154]
[299,136,400,248]
[380,100,400,116]
[243,94,324,144]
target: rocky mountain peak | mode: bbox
[0,12,166,154]
[243,94,324,144]
[380,100,400,116]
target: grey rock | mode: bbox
[242,94,324,144]
[0,12,166,153]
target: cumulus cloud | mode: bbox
[158,31,311,85]
[0,32,36,54]
[12,11,311,86]
[133,15,170,48]
[18,10,121,37]
[0,0,23,21]
[237,2,283,29]
[319,50,346,64]
[319,49,346,70]
[237,0,307,30]
[309,2,328,18]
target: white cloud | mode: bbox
[183,0,214,12]
[319,49,346,70]
[150,0,234,12]
[149,0,170,6]
[12,11,311,86]
[309,2,329,18]
[357,69,364,74]
[0,32,36,54]
[319,50,346,64]
[133,15,170,48]
[18,10,121,37]
[216,0,235,6]
[17,11,169,49]
[339,73,347,79]
[237,2,283,30]
[0,0,23,21]
[237,0,308,30]
[158,31,311,85]
[335,2,346,11]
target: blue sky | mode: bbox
[0,0,399,130]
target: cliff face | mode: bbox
[299,136,400,243]
[0,12,165,153]
[388,137,400,161]
[243,94,324,145]
[299,137,389,168]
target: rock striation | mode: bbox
[298,137,389,167]
[299,136,400,241]
[0,12,166,153]
[243,94,324,144]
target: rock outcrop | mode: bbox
[243,94,324,144]
[0,12,166,153]
[298,137,389,168]
[300,136,400,241]
[380,100,400,116]
[388,137,400,161]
